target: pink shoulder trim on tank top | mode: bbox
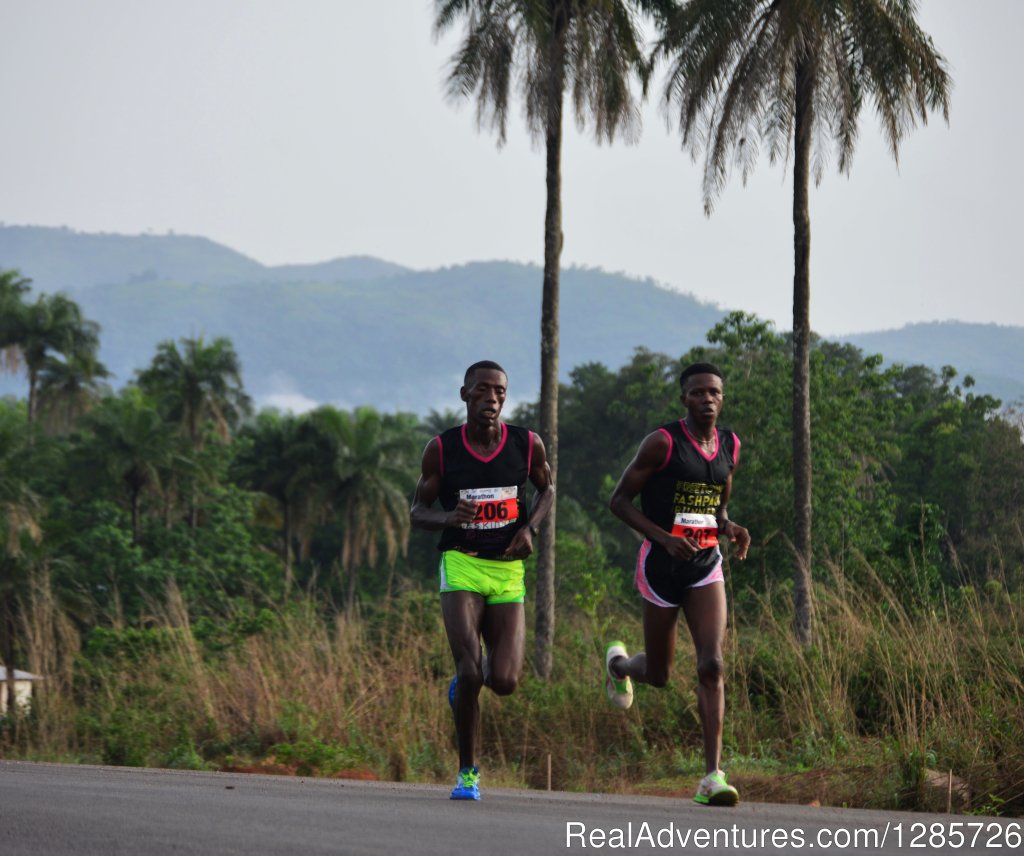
[656,427,673,472]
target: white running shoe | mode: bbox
[604,641,634,709]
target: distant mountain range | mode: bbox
[0,224,411,291]
[1,225,1021,412]
[840,323,1024,406]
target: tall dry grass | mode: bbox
[12,571,81,758]
[725,559,1024,811]
[5,567,1022,814]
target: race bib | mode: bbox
[460,485,519,530]
[671,512,719,549]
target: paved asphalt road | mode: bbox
[0,761,1019,855]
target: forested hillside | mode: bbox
[1,225,1020,410]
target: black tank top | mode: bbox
[436,423,532,559]
[639,420,740,579]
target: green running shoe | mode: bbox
[450,765,481,801]
[693,770,739,806]
[604,641,633,709]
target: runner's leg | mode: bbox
[480,601,525,696]
[611,600,679,687]
[680,581,727,774]
[441,590,486,769]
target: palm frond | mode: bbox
[441,0,656,147]
[434,0,478,37]
[847,0,950,164]
[659,0,950,208]
[440,1,519,144]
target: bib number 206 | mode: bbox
[460,486,519,530]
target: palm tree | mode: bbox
[136,336,252,527]
[233,410,313,596]
[0,269,30,303]
[36,351,111,436]
[1,291,102,428]
[435,0,654,677]
[657,0,950,643]
[0,270,31,376]
[136,336,252,447]
[304,406,416,620]
[75,389,181,545]
[421,407,463,438]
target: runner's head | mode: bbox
[679,362,724,426]
[464,360,506,387]
[461,361,508,427]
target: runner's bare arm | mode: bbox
[502,432,555,559]
[609,430,701,562]
[410,437,478,530]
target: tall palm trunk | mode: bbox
[188,416,200,529]
[1,592,16,717]
[791,54,815,645]
[282,502,294,599]
[534,3,567,681]
[130,483,142,547]
[27,369,38,425]
[342,500,358,622]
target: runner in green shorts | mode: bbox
[439,550,526,605]
[410,360,554,800]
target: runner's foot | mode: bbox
[604,641,633,709]
[693,770,739,806]
[450,766,481,801]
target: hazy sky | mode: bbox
[1,0,1022,336]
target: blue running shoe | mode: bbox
[450,766,481,801]
[448,675,457,710]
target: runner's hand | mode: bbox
[447,499,479,527]
[502,526,533,560]
[659,532,700,562]
[720,521,750,561]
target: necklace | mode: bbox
[684,419,715,447]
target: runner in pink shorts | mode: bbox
[605,362,750,806]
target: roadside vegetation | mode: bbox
[1,276,1021,814]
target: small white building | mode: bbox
[0,666,43,714]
